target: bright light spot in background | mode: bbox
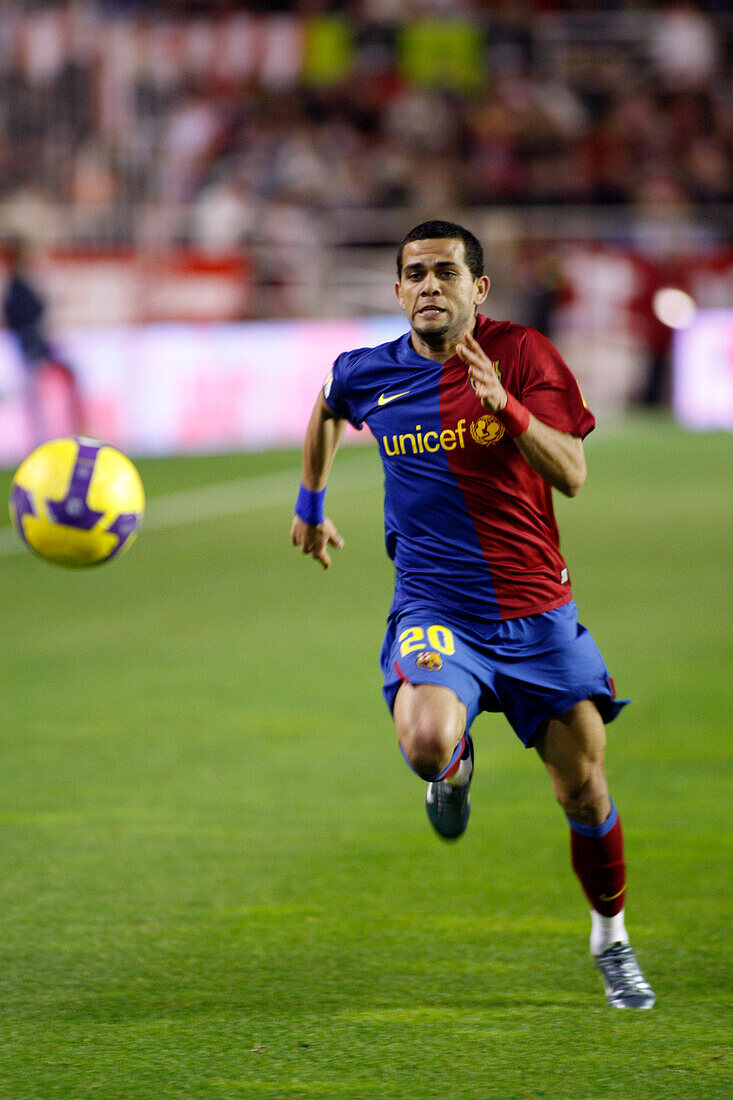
[653,287,697,329]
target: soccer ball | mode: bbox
[9,437,145,568]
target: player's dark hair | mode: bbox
[396,220,484,279]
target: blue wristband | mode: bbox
[295,483,326,525]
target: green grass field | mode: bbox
[0,418,731,1099]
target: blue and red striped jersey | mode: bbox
[324,313,595,622]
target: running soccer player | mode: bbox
[290,220,655,1010]
[2,236,84,444]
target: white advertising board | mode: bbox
[672,310,733,429]
[0,317,408,465]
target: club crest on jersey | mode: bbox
[469,360,501,393]
[416,651,443,671]
[470,415,506,446]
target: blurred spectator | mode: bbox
[252,197,321,318]
[0,0,728,305]
[0,2,727,222]
[190,175,260,252]
[159,84,227,204]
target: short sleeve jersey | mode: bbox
[324,314,595,622]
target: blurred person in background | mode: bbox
[2,236,84,444]
[521,246,567,338]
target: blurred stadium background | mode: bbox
[1,4,732,1097]
[0,0,731,460]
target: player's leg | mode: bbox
[536,700,625,927]
[393,682,474,840]
[535,701,655,1008]
[535,699,611,825]
[381,614,484,840]
[393,681,467,780]
[47,354,85,436]
[21,362,46,447]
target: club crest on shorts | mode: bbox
[416,650,443,671]
[470,415,506,446]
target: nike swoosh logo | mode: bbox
[377,390,411,406]
[598,886,626,902]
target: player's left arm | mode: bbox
[456,331,586,497]
[290,391,347,569]
[510,415,586,497]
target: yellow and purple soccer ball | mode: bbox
[9,437,145,567]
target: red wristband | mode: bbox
[495,392,530,436]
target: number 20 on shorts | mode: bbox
[399,624,455,657]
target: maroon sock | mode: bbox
[568,806,626,917]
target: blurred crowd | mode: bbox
[0,1,730,250]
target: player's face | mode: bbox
[395,238,490,354]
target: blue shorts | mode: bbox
[380,601,628,747]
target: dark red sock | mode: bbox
[568,805,626,917]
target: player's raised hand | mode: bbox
[456,330,507,415]
[290,514,345,570]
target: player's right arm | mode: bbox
[290,391,346,570]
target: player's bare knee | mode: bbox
[398,723,450,780]
[393,684,465,778]
[556,769,610,824]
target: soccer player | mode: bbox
[2,236,84,445]
[290,220,655,1010]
